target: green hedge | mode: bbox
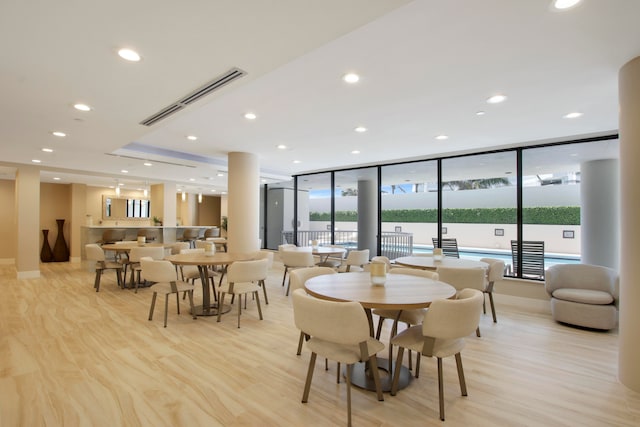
[309,207,580,225]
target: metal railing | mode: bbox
[281,230,413,258]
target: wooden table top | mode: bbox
[165,252,255,266]
[304,272,456,310]
[287,246,346,256]
[394,256,488,271]
[101,242,169,251]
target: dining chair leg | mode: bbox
[281,267,288,287]
[415,353,421,378]
[255,291,263,320]
[148,292,158,321]
[217,293,226,323]
[237,294,242,328]
[187,291,197,320]
[94,269,102,292]
[437,357,445,421]
[346,363,353,427]
[368,355,384,402]
[375,317,384,340]
[175,293,180,314]
[455,353,467,396]
[488,292,497,323]
[163,294,169,327]
[302,352,317,403]
[336,362,341,383]
[260,279,269,304]
[476,326,481,337]
[390,346,404,396]
[297,331,305,355]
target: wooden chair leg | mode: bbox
[237,294,242,328]
[148,292,157,321]
[455,353,467,396]
[187,291,197,320]
[255,292,263,320]
[217,293,226,323]
[260,279,269,304]
[175,293,180,314]
[163,294,169,327]
[302,352,317,403]
[346,364,352,427]
[488,292,497,323]
[391,346,404,396]
[368,355,384,402]
[94,269,102,292]
[438,357,445,421]
[282,267,288,287]
[476,326,481,337]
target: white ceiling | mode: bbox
[0,0,636,194]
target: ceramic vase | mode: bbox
[52,219,69,262]
[40,229,53,262]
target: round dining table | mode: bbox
[394,256,488,271]
[165,252,255,316]
[287,246,346,264]
[304,271,456,392]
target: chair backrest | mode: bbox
[289,267,337,293]
[511,240,545,279]
[227,259,269,283]
[180,248,204,254]
[204,228,220,238]
[432,238,460,258]
[545,264,619,298]
[345,249,370,267]
[278,244,297,251]
[170,242,191,254]
[422,288,483,340]
[328,245,347,259]
[436,266,485,292]
[102,229,126,243]
[195,240,216,252]
[85,243,105,261]
[140,258,178,283]
[389,267,439,280]
[129,246,165,262]
[292,289,370,345]
[137,229,158,241]
[252,250,274,268]
[183,228,200,239]
[480,258,506,283]
[281,250,315,268]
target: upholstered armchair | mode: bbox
[545,264,619,330]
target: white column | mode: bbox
[228,152,259,253]
[580,159,619,269]
[357,179,377,255]
[619,56,640,392]
[15,165,40,278]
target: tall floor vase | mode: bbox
[52,219,69,262]
[40,229,53,262]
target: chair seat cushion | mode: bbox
[552,288,614,305]
[391,325,465,358]
[307,337,384,364]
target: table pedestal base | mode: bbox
[349,357,412,392]
[192,303,231,316]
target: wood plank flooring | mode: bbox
[1,260,638,426]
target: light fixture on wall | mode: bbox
[198,192,202,203]
[115,180,121,197]
[143,182,148,197]
[181,191,186,202]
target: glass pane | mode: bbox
[381,161,438,258]
[298,172,332,247]
[265,180,295,249]
[441,152,517,267]
[521,139,618,278]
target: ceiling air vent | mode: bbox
[139,67,247,126]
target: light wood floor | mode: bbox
[1,260,638,426]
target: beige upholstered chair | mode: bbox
[373,268,440,370]
[436,266,486,337]
[136,228,158,242]
[141,257,197,328]
[180,228,201,248]
[479,258,505,323]
[545,263,619,330]
[128,246,166,292]
[289,267,338,356]
[170,242,190,255]
[85,243,124,291]
[203,227,220,239]
[363,255,392,272]
[390,288,483,421]
[292,289,384,426]
[280,250,316,296]
[337,249,370,272]
[217,259,267,328]
[252,251,274,304]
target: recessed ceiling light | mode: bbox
[221,191,227,195]
[343,73,360,83]
[31,159,41,163]
[143,162,152,166]
[261,179,267,182]
[293,160,301,164]
[42,148,53,152]
[73,103,92,111]
[211,189,216,192]
[52,131,66,137]
[277,144,287,150]
[244,112,257,120]
[121,170,128,173]
[118,183,124,187]
[351,150,361,154]
[217,173,224,177]
[435,135,449,140]
[53,177,61,181]
[117,48,141,62]
[486,94,507,104]
[553,0,581,10]
[187,135,198,141]
[563,112,583,119]
[475,111,486,116]
[354,126,367,133]
[189,178,196,182]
